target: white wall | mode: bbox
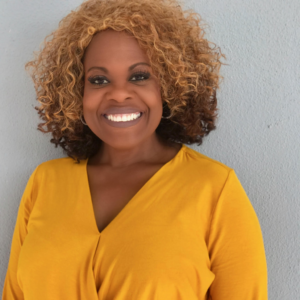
[1,0,299,298]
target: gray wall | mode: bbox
[0,0,299,298]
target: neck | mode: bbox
[89,133,173,168]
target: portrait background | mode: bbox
[0,0,299,298]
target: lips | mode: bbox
[102,106,144,115]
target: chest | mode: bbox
[19,165,213,300]
[87,164,165,233]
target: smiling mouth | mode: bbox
[103,112,143,122]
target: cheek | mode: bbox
[145,84,163,111]
[82,85,90,107]
[82,86,101,113]
[152,93,163,118]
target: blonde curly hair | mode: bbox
[25,0,224,162]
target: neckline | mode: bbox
[83,143,186,235]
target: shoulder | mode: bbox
[33,157,85,180]
[180,145,251,216]
[181,144,232,182]
[37,156,79,169]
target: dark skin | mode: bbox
[83,29,181,233]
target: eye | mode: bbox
[130,71,151,82]
[88,76,109,85]
[87,71,151,86]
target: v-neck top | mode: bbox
[2,144,268,300]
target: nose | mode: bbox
[106,82,133,103]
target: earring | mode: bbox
[80,114,87,125]
[161,109,172,119]
[161,102,172,119]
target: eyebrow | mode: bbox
[87,62,151,74]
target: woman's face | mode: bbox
[83,29,163,149]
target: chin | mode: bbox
[100,133,148,150]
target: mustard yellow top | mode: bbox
[2,144,268,300]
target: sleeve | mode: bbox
[2,166,39,300]
[207,170,268,300]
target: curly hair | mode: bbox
[25,0,224,162]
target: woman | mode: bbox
[2,0,268,299]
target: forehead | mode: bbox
[83,29,149,67]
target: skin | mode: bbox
[82,29,181,233]
[83,29,180,167]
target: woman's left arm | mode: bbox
[207,170,268,299]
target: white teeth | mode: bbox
[105,112,141,122]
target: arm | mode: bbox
[2,167,38,300]
[207,170,268,299]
